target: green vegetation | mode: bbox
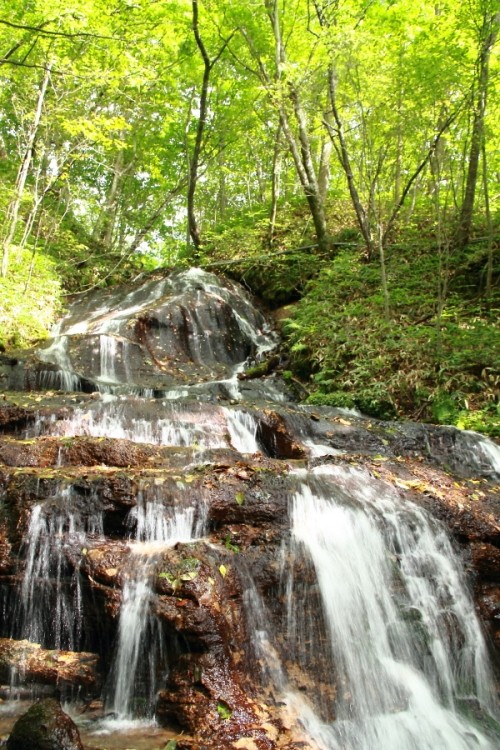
[200,206,499,435]
[284,241,499,434]
[0,1,497,434]
[0,248,61,349]
[216,700,232,720]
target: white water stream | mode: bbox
[6,269,499,747]
[281,466,498,750]
[106,492,207,722]
[16,490,104,652]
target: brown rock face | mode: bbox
[6,698,84,750]
[0,269,498,749]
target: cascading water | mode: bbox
[32,268,279,399]
[14,490,104,653]
[99,335,119,384]
[280,466,498,750]
[31,398,229,450]
[1,267,498,749]
[105,490,207,722]
[224,408,261,453]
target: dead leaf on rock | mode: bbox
[232,739,259,750]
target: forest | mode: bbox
[0,0,498,434]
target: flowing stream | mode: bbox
[1,268,498,747]
[106,494,205,723]
[279,466,497,750]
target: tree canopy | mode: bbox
[0,0,498,432]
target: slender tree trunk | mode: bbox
[288,85,329,252]
[92,148,128,252]
[325,66,374,257]
[187,1,234,252]
[216,145,228,222]
[266,0,329,253]
[1,62,52,277]
[377,224,390,321]
[318,131,333,204]
[268,122,282,243]
[456,11,499,249]
[482,140,493,301]
[187,0,211,252]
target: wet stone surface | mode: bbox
[0,269,498,750]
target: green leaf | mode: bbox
[158,571,174,580]
[179,571,198,582]
[217,701,232,720]
[235,491,245,505]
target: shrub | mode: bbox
[0,247,62,349]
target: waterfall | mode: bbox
[224,408,261,453]
[31,398,230,451]
[3,268,498,748]
[32,268,278,399]
[282,466,498,750]
[99,335,119,384]
[105,491,207,722]
[15,490,103,652]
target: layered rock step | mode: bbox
[0,268,498,749]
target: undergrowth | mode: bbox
[0,247,62,349]
[201,204,499,437]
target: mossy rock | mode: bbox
[6,698,83,750]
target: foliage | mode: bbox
[158,556,200,592]
[0,247,62,348]
[284,238,499,434]
[216,700,232,720]
[200,201,332,305]
[0,0,498,439]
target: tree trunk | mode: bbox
[268,122,282,243]
[318,131,333,204]
[1,63,52,277]
[187,1,233,253]
[92,148,128,252]
[456,11,499,249]
[482,140,493,301]
[266,0,330,253]
[325,66,374,258]
[377,225,390,321]
[187,0,211,252]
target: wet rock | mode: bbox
[257,410,306,459]
[4,269,277,396]
[207,465,290,527]
[475,583,500,624]
[0,403,33,431]
[6,698,84,750]
[0,515,12,573]
[79,541,131,590]
[0,269,499,749]
[469,542,500,581]
[0,640,99,691]
[392,424,500,478]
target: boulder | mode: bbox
[6,698,83,750]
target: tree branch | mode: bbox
[383,106,463,244]
[0,18,124,41]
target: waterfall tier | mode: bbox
[0,268,498,749]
